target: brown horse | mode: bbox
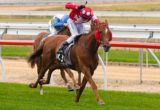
[28,20,112,105]
[32,27,80,90]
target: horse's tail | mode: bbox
[28,44,43,68]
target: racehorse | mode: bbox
[32,26,80,91]
[28,20,112,105]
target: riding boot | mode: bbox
[56,41,69,65]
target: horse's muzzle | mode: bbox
[103,45,111,52]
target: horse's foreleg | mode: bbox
[81,68,105,105]
[78,71,81,86]
[61,69,74,91]
[75,76,87,102]
[60,69,68,84]
[65,69,80,90]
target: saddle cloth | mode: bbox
[63,43,74,66]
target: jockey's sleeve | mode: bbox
[54,17,64,29]
[65,2,78,10]
[92,14,100,24]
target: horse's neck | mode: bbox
[84,31,99,54]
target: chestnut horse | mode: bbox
[33,27,80,90]
[28,20,112,105]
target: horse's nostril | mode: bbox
[103,45,111,52]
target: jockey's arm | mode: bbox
[91,14,100,24]
[65,2,79,10]
[54,17,65,29]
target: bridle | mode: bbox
[94,24,111,46]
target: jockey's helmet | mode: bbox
[80,7,93,20]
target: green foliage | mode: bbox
[0,83,160,110]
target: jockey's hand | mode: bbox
[50,19,54,27]
[63,23,68,27]
[78,5,85,10]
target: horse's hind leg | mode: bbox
[29,61,51,88]
[39,69,53,85]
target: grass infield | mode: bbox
[2,45,160,64]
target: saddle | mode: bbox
[63,43,74,66]
[63,34,83,66]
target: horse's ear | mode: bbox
[90,20,97,30]
[105,19,108,27]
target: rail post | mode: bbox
[0,28,7,81]
[145,31,154,67]
[139,48,143,84]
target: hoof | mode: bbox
[67,84,74,92]
[39,79,46,85]
[98,99,105,105]
[29,83,37,88]
[74,85,80,90]
[40,88,44,95]
[68,89,74,91]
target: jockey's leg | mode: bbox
[56,18,79,64]
[77,23,86,34]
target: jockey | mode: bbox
[56,2,100,64]
[48,14,69,36]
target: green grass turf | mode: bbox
[0,82,160,110]
[1,45,33,57]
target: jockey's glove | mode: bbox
[78,5,85,10]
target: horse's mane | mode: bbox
[74,30,94,43]
[57,26,69,34]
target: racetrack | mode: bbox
[1,58,160,93]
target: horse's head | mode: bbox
[92,20,112,52]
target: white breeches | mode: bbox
[66,18,85,43]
